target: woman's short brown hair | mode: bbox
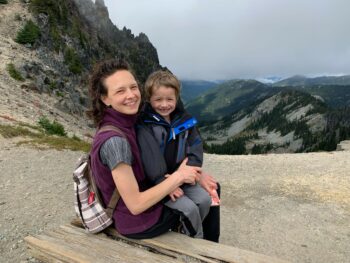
[144,70,181,101]
[86,58,135,126]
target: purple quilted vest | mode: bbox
[90,108,163,235]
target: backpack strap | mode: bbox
[105,190,120,218]
[95,125,126,217]
[97,125,125,137]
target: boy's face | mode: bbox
[149,85,177,122]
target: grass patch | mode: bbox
[0,0,8,4]
[0,124,90,152]
[18,122,42,131]
[71,134,81,141]
[17,136,90,152]
[0,124,39,138]
[6,63,25,81]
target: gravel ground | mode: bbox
[0,137,349,263]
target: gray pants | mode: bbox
[165,183,211,238]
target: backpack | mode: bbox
[73,125,124,233]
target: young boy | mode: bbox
[137,70,220,238]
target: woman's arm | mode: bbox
[111,158,200,215]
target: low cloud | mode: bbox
[105,0,350,80]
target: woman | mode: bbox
[87,58,219,240]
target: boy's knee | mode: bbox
[198,193,211,217]
[199,193,211,209]
[182,201,200,217]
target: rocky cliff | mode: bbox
[0,0,161,136]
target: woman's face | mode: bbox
[101,70,141,115]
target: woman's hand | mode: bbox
[175,158,201,185]
[169,187,184,201]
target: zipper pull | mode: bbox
[172,128,176,140]
[152,114,160,121]
[88,192,95,205]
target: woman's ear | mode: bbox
[100,95,110,107]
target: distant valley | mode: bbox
[182,76,350,154]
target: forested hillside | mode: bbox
[200,90,350,154]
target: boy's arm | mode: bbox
[137,126,168,184]
[185,127,203,167]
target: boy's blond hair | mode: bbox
[144,70,181,101]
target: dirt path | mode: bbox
[0,137,349,263]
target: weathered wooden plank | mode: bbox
[71,218,215,263]
[145,231,290,263]
[104,228,217,263]
[71,218,290,263]
[25,224,182,263]
[107,227,289,263]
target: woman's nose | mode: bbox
[126,88,136,98]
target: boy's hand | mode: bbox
[210,188,220,206]
[169,187,184,201]
[198,171,217,193]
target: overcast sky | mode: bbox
[104,0,350,81]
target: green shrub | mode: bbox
[0,0,8,4]
[38,116,67,136]
[64,47,83,74]
[15,20,40,45]
[49,80,57,90]
[55,91,64,97]
[6,63,25,81]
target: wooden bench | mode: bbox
[24,219,289,263]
